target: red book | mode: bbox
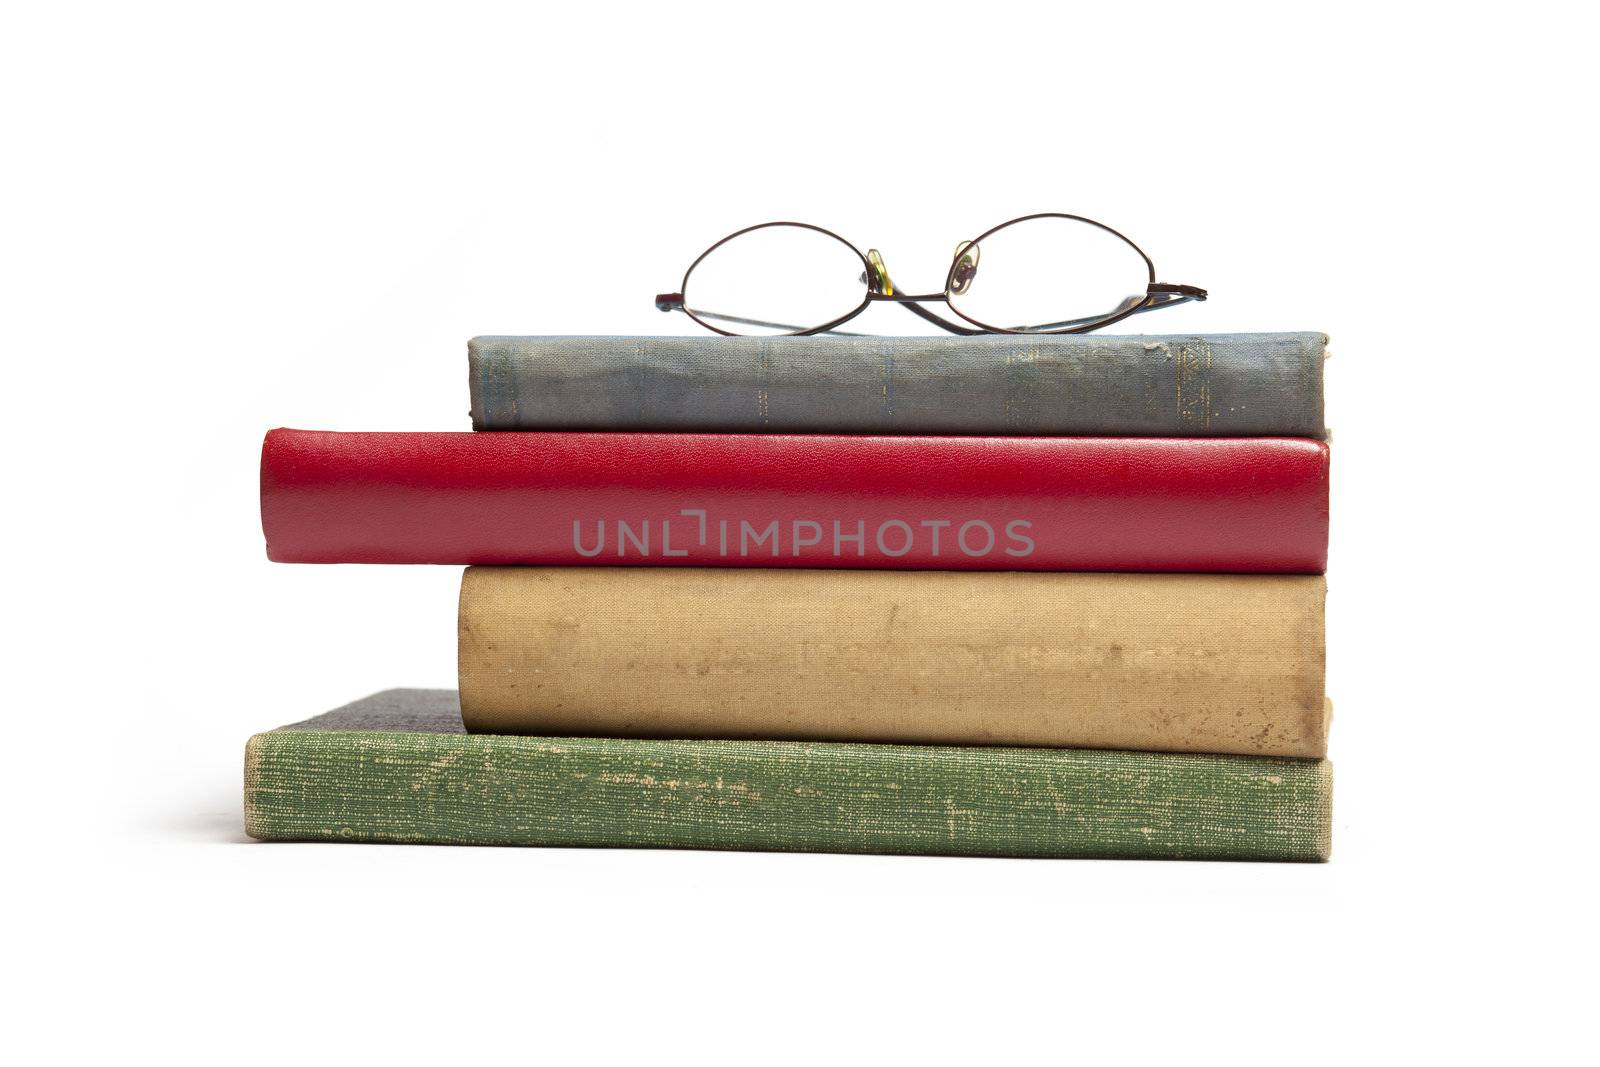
[260,429,1328,573]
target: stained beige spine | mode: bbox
[458,568,1327,758]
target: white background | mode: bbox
[6,2,1596,1062]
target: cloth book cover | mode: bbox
[458,568,1329,757]
[260,430,1329,572]
[244,690,1333,862]
[468,332,1328,437]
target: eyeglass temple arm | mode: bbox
[1016,284,1208,333]
[890,298,984,335]
[654,294,869,336]
[656,290,974,336]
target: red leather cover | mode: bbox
[261,429,1329,573]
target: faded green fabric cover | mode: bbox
[245,690,1331,862]
[468,333,1329,437]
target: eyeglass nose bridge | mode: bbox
[860,244,981,301]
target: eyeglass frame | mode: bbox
[654,212,1208,337]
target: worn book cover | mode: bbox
[260,430,1329,573]
[458,568,1329,758]
[468,333,1328,437]
[245,690,1332,861]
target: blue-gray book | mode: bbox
[468,332,1327,437]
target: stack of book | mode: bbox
[248,332,1332,861]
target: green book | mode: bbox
[245,690,1332,862]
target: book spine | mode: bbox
[457,568,1328,758]
[468,333,1327,437]
[245,729,1332,861]
[260,429,1329,572]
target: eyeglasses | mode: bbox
[655,213,1207,337]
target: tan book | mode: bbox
[458,567,1328,758]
